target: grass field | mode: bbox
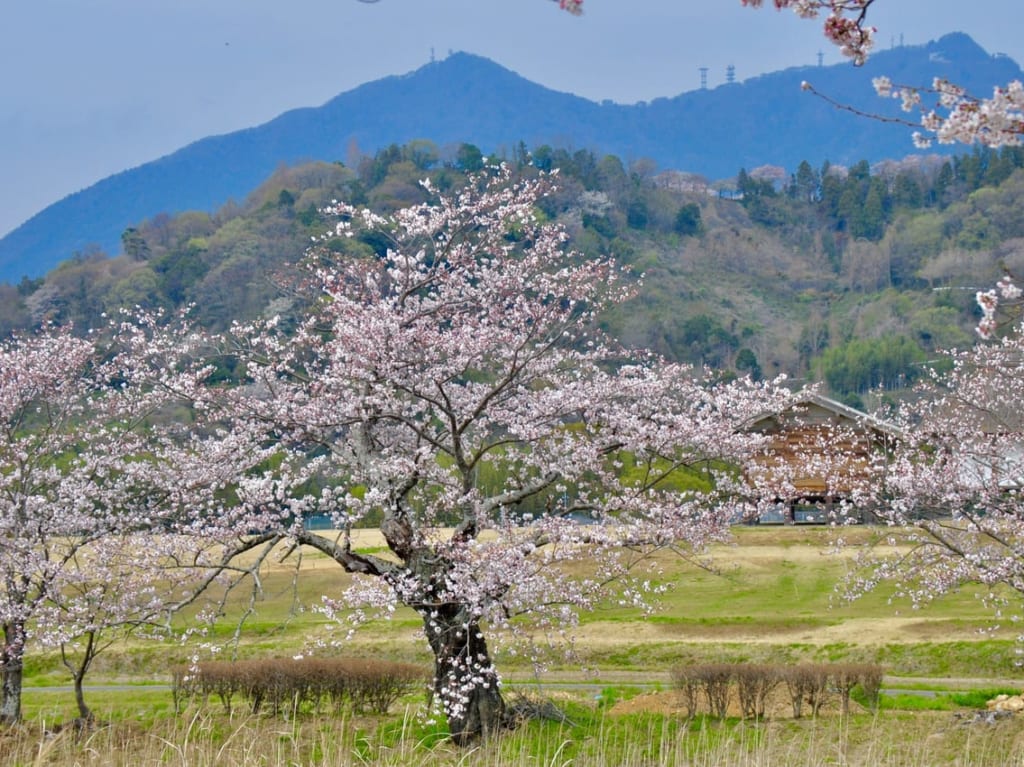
[6,526,1024,766]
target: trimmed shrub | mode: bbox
[735,663,781,720]
[854,663,884,711]
[697,664,733,719]
[671,661,885,720]
[171,657,427,716]
[670,665,701,719]
[791,663,831,718]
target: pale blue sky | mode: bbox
[1,1,1021,238]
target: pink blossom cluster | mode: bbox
[556,0,583,14]
[741,0,875,64]
[975,277,1023,339]
[872,76,1024,149]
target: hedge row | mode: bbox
[172,658,427,716]
[671,662,883,719]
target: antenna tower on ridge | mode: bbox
[726,64,735,84]
[817,50,824,67]
[699,67,708,90]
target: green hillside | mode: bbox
[5,141,1023,404]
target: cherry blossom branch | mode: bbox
[797,79,922,128]
[741,0,877,64]
[872,77,1024,149]
[739,1,1024,148]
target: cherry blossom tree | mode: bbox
[37,533,181,721]
[147,167,791,743]
[852,278,1024,616]
[0,328,167,724]
[847,325,1024,621]
[734,1,1024,637]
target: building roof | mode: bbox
[746,390,902,439]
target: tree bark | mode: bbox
[72,673,92,723]
[422,608,506,745]
[62,631,97,722]
[299,527,508,743]
[0,622,24,725]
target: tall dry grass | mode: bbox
[3,700,1023,767]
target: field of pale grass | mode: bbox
[6,525,1024,766]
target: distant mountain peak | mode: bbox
[929,31,991,59]
[1,33,1020,283]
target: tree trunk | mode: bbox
[0,663,20,725]
[0,623,24,725]
[63,631,96,722]
[73,670,93,722]
[422,609,506,745]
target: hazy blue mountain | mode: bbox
[1,32,1019,282]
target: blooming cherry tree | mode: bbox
[852,329,1024,621]
[0,328,168,724]
[154,167,790,742]
[37,533,183,722]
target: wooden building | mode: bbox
[744,392,899,524]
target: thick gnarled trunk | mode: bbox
[423,610,506,745]
[0,665,20,725]
[1,622,24,725]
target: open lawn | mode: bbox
[7,525,1024,766]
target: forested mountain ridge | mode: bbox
[4,140,1023,407]
[1,32,1020,282]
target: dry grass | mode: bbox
[4,697,1024,767]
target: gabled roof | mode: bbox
[746,390,902,439]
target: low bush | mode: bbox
[850,662,883,711]
[669,666,700,718]
[781,663,821,718]
[671,662,884,720]
[698,664,733,719]
[172,657,427,716]
[734,663,781,719]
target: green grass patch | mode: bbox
[21,685,177,727]
[878,693,956,712]
[948,688,1023,708]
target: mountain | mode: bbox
[1,32,1020,282]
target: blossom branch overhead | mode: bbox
[743,1,1023,148]
[872,76,1024,149]
[552,1,877,62]
[741,1,877,65]
[550,1,1024,152]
